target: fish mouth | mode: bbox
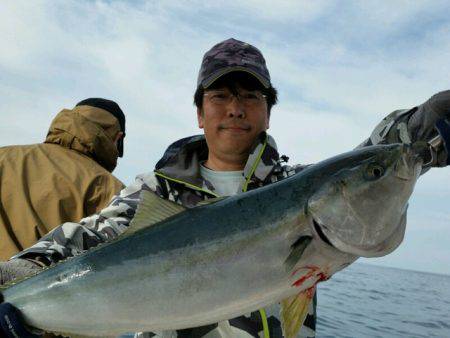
[312,219,334,247]
[394,145,423,181]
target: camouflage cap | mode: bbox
[197,38,271,89]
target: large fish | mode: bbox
[0,143,422,338]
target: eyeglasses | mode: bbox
[204,90,267,107]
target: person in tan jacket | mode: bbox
[0,98,126,260]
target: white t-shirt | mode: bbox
[199,163,244,196]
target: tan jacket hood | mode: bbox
[45,105,121,172]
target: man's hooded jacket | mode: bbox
[0,105,124,260]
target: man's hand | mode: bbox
[0,260,43,337]
[408,90,450,167]
[0,259,43,285]
[435,118,450,166]
[0,303,41,338]
[424,90,450,166]
[423,90,450,118]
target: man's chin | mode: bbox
[220,132,253,143]
[220,142,253,157]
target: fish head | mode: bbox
[308,143,422,258]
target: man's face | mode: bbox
[197,84,270,161]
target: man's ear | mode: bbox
[197,108,204,129]
[114,131,125,157]
[265,113,270,130]
[114,131,124,143]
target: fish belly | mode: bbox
[5,229,294,336]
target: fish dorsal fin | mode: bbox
[196,196,227,206]
[127,190,186,234]
[280,286,316,338]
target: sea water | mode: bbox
[317,263,450,337]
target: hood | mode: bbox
[45,105,121,172]
[154,132,281,195]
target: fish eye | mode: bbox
[365,163,385,180]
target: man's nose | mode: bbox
[226,95,246,118]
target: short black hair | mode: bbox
[194,72,278,115]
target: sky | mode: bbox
[0,0,449,275]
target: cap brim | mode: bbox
[201,66,270,89]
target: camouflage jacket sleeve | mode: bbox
[358,90,450,169]
[13,173,159,265]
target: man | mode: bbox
[0,98,126,260]
[0,39,449,338]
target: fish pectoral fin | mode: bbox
[127,190,186,234]
[280,286,316,338]
[284,235,312,271]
